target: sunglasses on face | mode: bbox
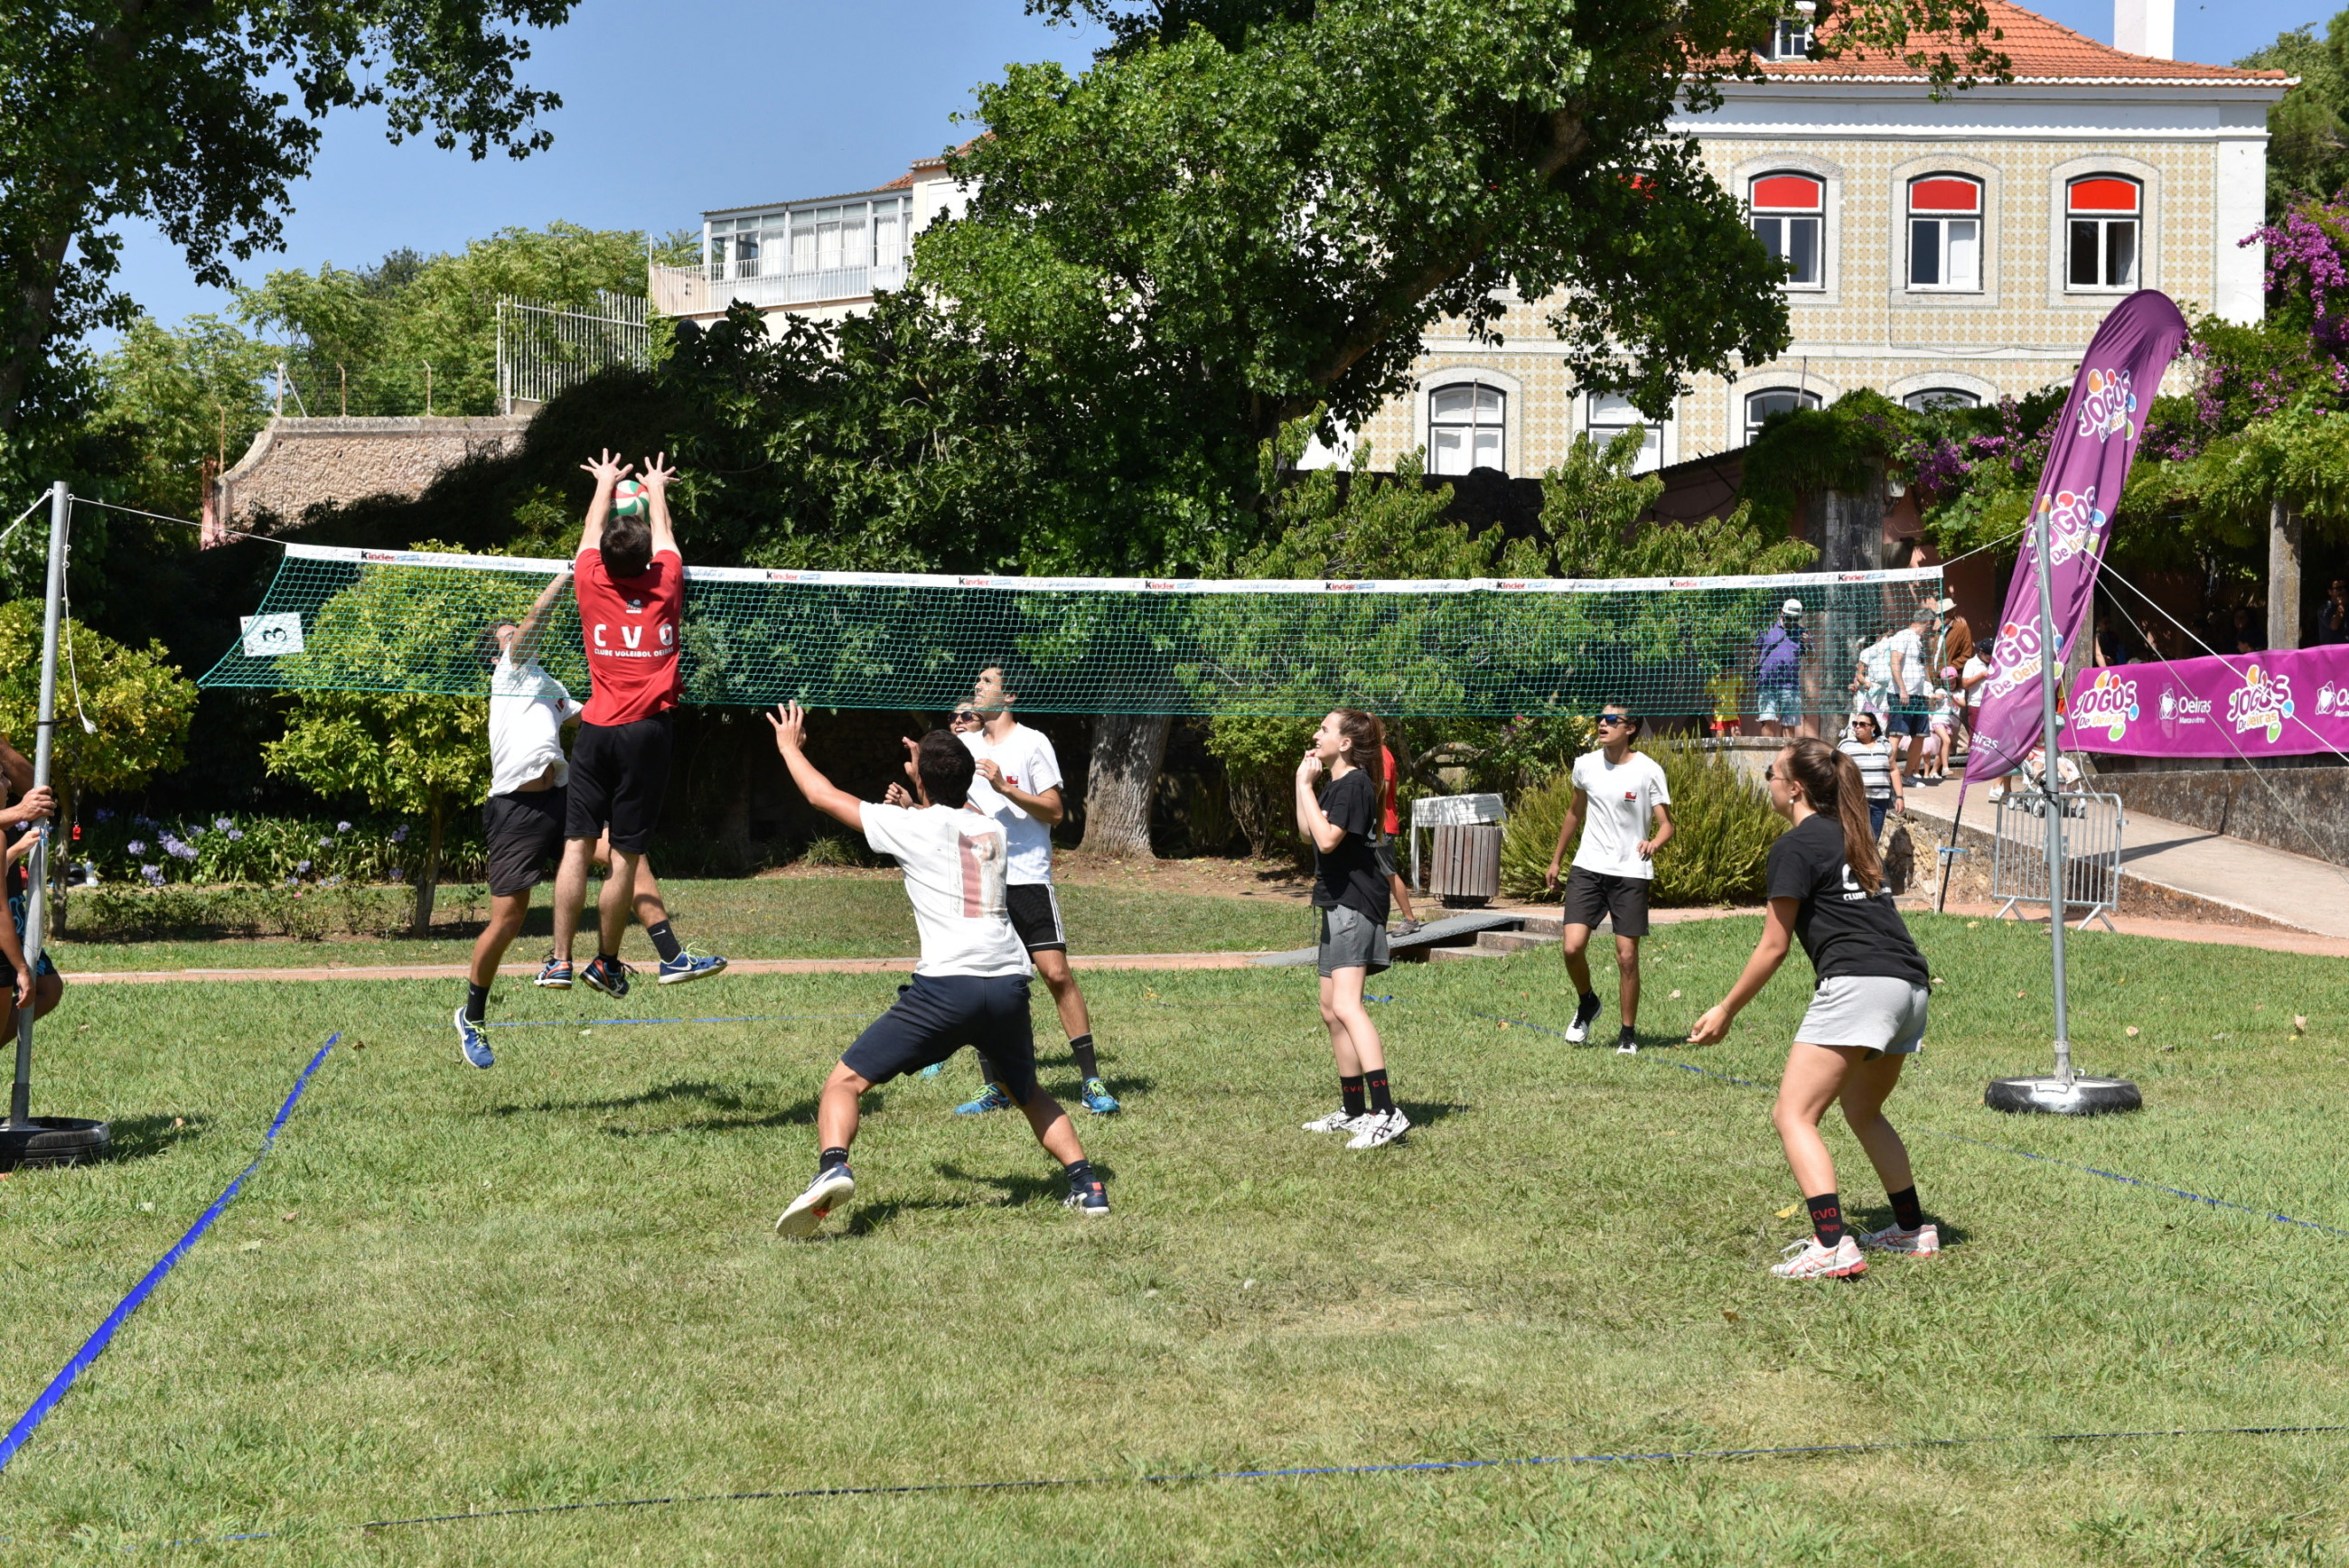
[1596,714,1630,727]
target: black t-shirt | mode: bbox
[1311,768,1388,920]
[1764,813,1930,985]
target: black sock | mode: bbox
[1063,1158,1094,1184]
[646,919,683,963]
[1887,1185,1925,1231]
[1577,990,1599,1012]
[975,1054,999,1087]
[1806,1192,1846,1249]
[1618,1024,1637,1044]
[1340,1074,1367,1117]
[819,1145,851,1172]
[1365,1069,1394,1114]
[596,951,619,967]
[1067,1031,1100,1079]
[463,981,490,1025]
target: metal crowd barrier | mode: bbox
[1989,789,2125,931]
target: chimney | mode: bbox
[2115,0,2174,59]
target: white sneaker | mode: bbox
[775,1164,856,1238]
[1302,1109,1364,1134]
[1346,1108,1411,1149]
[1564,994,1602,1045]
[1771,1235,1867,1280]
[1858,1221,1942,1257]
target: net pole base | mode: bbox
[0,1116,111,1171]
[1983,1077,2141,1116]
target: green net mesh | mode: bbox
[201,546,1946,719]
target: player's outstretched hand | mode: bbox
[1688,1004,1733,1046]
[768,701,810,754]
[580,449,631,488]
[640,452,676,494]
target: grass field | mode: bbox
[2,913,2347,1563]
[47,876,1317,972]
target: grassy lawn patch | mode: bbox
[0,915,2344,1562]
[48,876,1317,972]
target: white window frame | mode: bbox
[1743,387,1821,447]
[1760,16,1813,59]
[1750,173,1826,291]
[2065,176,2142,294]
[1905,176,1983,293]
[1586,394,1665,474]
[1901,387,1982,413]
[1427,381,1507,476]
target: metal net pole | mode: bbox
[2032,498,2073,1088]
[6,482,65,1126]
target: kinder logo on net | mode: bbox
[2072,670,2139,741]
[2040,486,2110,568]
[2076,367,2139,444]
[2226,662,2296,743]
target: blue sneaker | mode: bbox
[917,1060,947,1079]
[954,1082,1015,1115]
[1080,1077,1121,1115]
[656,951,729,985]
[534,955,572,990]
[581,956,631,998]
[454,1006,494,1069]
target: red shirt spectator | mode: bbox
[575,544,685,726]
[1380,744,1400,838]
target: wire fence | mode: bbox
[496,293,653,413]
[267,356,478,419]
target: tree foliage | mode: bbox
[2241,12,2349,220]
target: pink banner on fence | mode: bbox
[2063,644,2349,759]
[1963,291,2191,782]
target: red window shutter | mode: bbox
[1751,174,1823,211]
[1909,177,1981,214]
[2067,177,2140,213]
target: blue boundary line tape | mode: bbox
[1468,1009,2346,1237]
[0,1032,338,1476]
[482,1013,873,1030]
[136,1420,2349,1546]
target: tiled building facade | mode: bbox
[1349,1,2288,480]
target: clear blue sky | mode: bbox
[105,0,2330,339]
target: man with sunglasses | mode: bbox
[1544,703,1674,1053]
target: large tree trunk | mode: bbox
[2269,499,2303,650]
[1079,714,1171,859]
[413,790,445,936]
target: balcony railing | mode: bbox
[649,260,909,317]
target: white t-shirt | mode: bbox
[1882,626,1926,697]
[1961,654,1989,701]
[1856,639,1895,705]
[1569,749,1671,881]
[960,723,1063,886]
[858,801,1031,978]
[488,656,580,798]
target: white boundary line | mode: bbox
[278,544,1943,597]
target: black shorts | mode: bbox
[483,787,566,898]
[566,713,673,854]
[1561,866,1652,938]
[1006,882,1068,953]
[1885,699,1930,737]
[840,974,1040,1102]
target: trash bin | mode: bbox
[1427,823,1502,907]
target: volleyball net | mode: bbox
[200,545,1944,719]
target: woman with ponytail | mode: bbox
[1689,739,1939,1280]
[1295,709,1409,1150]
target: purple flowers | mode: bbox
[390,825,409,844]
[214,816,233,831]
[140,864,164,887]
[296,860,313,874]
[126,839,145,856]
[388,866,406,882]
[336,820,351,833]
[226,829,244,842]
[317,837,332,848]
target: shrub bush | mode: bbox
[1499,739,1783,905]
[63,881,490,943]
[72,810,486,890]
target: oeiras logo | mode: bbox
[2070,669,2138,741]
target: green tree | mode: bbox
[89,314,279,518]
[0,598,199,925]
[262,543,492,932]
[2241,14,2349,219]
[0,0,579,438]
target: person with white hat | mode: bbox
[1753,598,1807,738]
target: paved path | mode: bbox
[1897,777,2349,938]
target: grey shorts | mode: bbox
[1797,975,1929,1056]
[1316,903,1391,977]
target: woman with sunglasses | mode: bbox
[1543,702,1672,1053]
[1689,739,1940,1281]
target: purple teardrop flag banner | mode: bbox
[1963,290,2190,782]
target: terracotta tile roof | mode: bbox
[1752,0,2288,84]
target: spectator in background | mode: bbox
[1850,630,1894,733]
[1880,607,1935,782]
[1958,635,1993,745]
[2094,611,2133,668]
[1378,736,1420,936]
[1838,713,1901,840]
[2316,579,2348,645]
[1754,598,1807,738]
[2232,605,2260,657]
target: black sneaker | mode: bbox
[1564,993,1603,1044]
[1064,1172,1111,1218]
[1616,1026,1639,1056]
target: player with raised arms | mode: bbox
[767,701,1110,1237]
[547,451,725,999]
[933,665,1118,1118]
[1544,701,1673,1053]
[1689,738,1940,1281]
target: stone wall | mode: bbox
[216,416,530,525]
[2093,766,2349,865]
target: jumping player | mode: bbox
[938,667,1118,1116]
[767,700,1109,1236]
[1689,739,1940,1280]
[550,450,725,997]
[1296,709,1408,1150]
[1544,703,1673,1053]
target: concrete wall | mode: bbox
[217,415,530,525]
[2094,766,2349,865]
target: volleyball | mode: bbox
[610,479,649,519]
